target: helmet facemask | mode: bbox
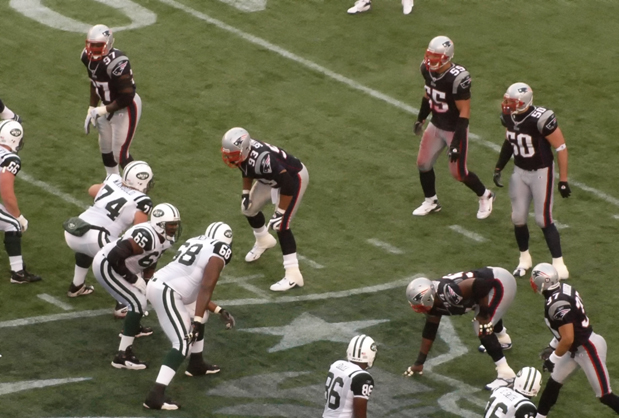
[221,127,251,168]
[0,120,24,153]
[85,25,114,61]
[424,36,454,73]
[150,203,182,242]
[406,277,435,313]
[502,83,533,116]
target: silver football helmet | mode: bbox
[347,334,377,368]
[221,127,252,168]
[406,277,435,313]
[85,24,114,61]
[530,263,560,294]
[513,367,542,398]
[425,36,454,71]
[0,120,24,152]
[150,203,182,242]
[502,82,533,115]
[122,161,154,193]
[205,222,233,245]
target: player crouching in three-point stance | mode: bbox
[93,203,181,370]
[221,127,309,292]
[485,366,541,418]
[530,263,619,417]
[0,120,41,283]
[494,83,570,281]
[143,222,235,410]
[405,267,517,390]
[323,335,377,418]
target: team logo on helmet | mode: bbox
[102,30,110,37]
[224,230,233,239]
[152,209,164,217]
[518,86,529,93]
[411,289,428,303]
[442,40,452,48]
[136,172,150,180]
[232,136,245,146]
[10,129,21,137]
[370,342,377,352]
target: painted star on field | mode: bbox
[239,312,389,353]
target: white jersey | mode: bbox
[484,387,537,418]
[79,174,152,239]
[153,235,232,304]
[100,222,171,274]
[323,360,374,418]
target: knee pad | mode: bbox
[246,212,265,229]
[75,253,94,269]
[101,152,117,168]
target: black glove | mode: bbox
[539,346,554,361]
[448,141,460,163]
[241,191,251,211]
[219,308,236,329]
[185,320,202,344]
[13,114,22,124]
[543,357,555,373]
[414,121,424,136]
[558,181,571,198]
[493,169,504,188]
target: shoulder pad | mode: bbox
[213,242,233,265]
[548,299,572,321]
[1,154,21,175]
[453,70,471,94]
[255,151,272,175]
[537,109,557,133]
[106,55,130,78]
[130,227,155,251]
[134,195,153,214]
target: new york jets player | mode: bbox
[484,367,541,418]
[143,222,234,410]
[0,98,21,123]
[93,203,181,370]
[64,161,154,299]
[323,334,377,418]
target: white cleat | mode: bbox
[347,0,371,14]
[477,191,495,219]
[402,0,414,14]
[513,251,533,277]
[484,377,514,391]
[245,234,277,263]
[553,262,569,280]
[270,268,304,292]
[412,199,442,216]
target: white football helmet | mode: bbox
[530,263,560,294]
[205,222,233,245]
[221,127,251,168]
[122,161,154,193]
[0,120,24,152]
[406,277,435,313]
[425,36,454,71]
[150,203,182,242]
[502,82,533,115]
[513,367,542,398]
[85,24,114,61]
[347,334,377,368]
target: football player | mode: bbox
[484,366,541,418]
[82,24,141,176]
[63,161,154,300]
[0,99,21,123]
[494,83,570,280]
[405,267,517,390]
[323,334,377,418]
[221,127,309,292]
[412,36,495,219]
[530,263,619,417]
[92,203,181,370]
[347,0,414,15]
[143,222,235,410]
[0,121,41,283]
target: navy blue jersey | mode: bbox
[420,62,471,131]
[238,139,303,187]
[544,283,592,352]
[81,48,136,105]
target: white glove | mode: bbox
[87,105,108,130]
[133,276,147,295]
[267,209,284,231]
[84,106,95,134]
[17,214,28,232]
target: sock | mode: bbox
[119,335,135,352]
[105,165,120,176]
[72,266,89,287]
[155,365,176,386]
[191,339,204,354]
[462,172,486,196]
[495,358,515,378]
[283,252,299,269]
[419,170,436,198]
[162,348,185,372]
[9,256,23,272]
[253,226,269,239]
[514,225,530,252]
[552,256,565,266]
[542,223,562,258]
[425,195,437,203]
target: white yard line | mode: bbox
[36,294,73,311]
[366,238,404,254]
[297,255,325,269]
[448,225,488,243]
[18,172,88,210]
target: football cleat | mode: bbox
[402,0,414,14]
[552,260,569,280]
[513,251,533,277]
[347,0,371,14]
[111,345,147,370]
[143,391,180,410]
[67,283,94,297]
[119,325,153,339]
[114,301,128,319]
[185,362,221,377]
[412,199,441,216]
[270,268,304,292]
[10,269,42,284]
[477,191,495,219]
[484,377,514,391]
[245,234,277,262]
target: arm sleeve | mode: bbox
[495,140,514,171]
[422,318,440,340]
[350,372,374,399]
[107,239,135,280]
[418,96,431,121]
[212,242,233,265]
[452,117,469,145]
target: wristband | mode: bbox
[193,316,203,323]
[549,352,563,363]
[555,144,566,152]
[214,306,222,314]
[242,189,250,194]
[414,352,427,366]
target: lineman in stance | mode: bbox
[530,263,619,417]
[144,222,235,410]
[323,334,377,418]
[405,267,517,390]
[484,367,541,418]
[93,203,181,370]
[494,83,570,280]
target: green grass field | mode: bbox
[1,0,618,416]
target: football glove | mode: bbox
[540,346,554,361]
[84,106,95,134]
[133,276,147,295]
[403,365,423,376]
[219,308,236,329]
[414,121,424,136]
[448,141,460,163]
[185,320,202,344]
[493,169,504,188]
[268,209,284,231]
[478,321,494,337]
[558,181,571,198]
[543,357,555,373]
[17,214,28,232]
[241,190,251,211]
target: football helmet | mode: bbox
[530,263,560,294]
[513,367,542,398]
[122,161,154,193]
[205,222,233,245]
[85,24,114,61]
[502,82,533,115]
[347,334,377,368]
[424,36,454,72]
[0,120,24,152]
[406,277,435,313]
[150,203,182,242]
[221,127,251,168]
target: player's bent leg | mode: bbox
[600,393,619,413]
[68,252,95,297]
[270,229,303,292]
[536,377,563,416]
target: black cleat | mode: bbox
[10,270,42,284]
